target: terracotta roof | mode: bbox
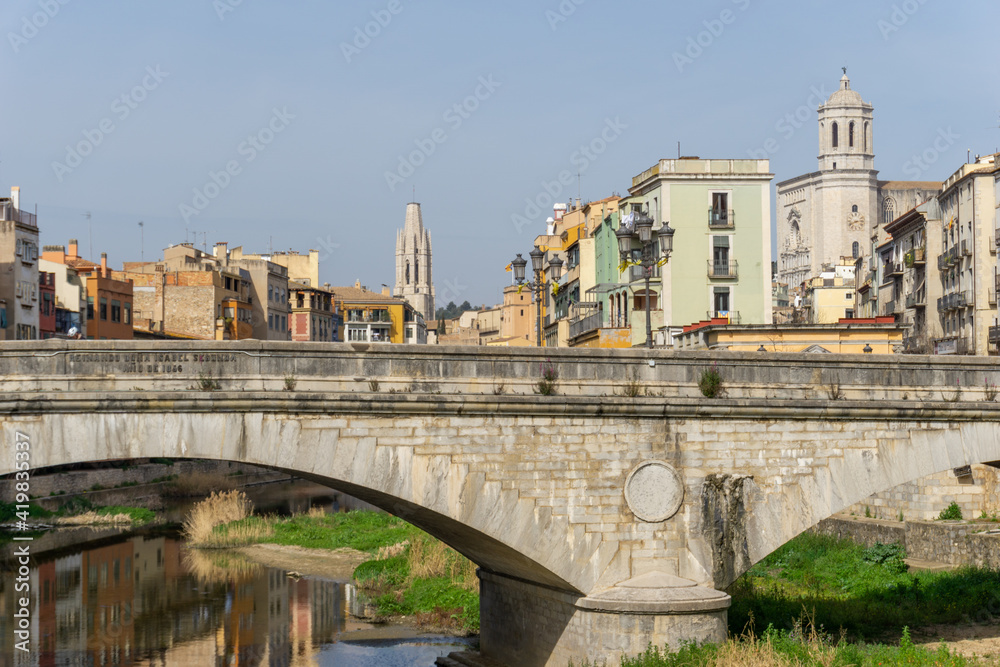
[331,286,404,304]
[879,181,941,190]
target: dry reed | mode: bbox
[407,535,479,592]
[53,512,134,526]
[182,490,273,548]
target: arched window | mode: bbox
[852,205,859,213]
[852,241,859,259]
[849,122,855,148]
[831,122,839,148]
[405,262,410,285]
[864,122,869,151]
[415,260,419,283]
[789,220,801,248]
[883,197,896,225]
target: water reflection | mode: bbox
[1,482,472,666]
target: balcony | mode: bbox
[708,209,735,230]
[707,259,739,279]
[990,289,998,306]
[569,312,601,339]
[962,240,972,256]
[0,204,36,227]
[884,300,897,315]
[995,228,1000,248]
[885,262,904,277]
[905,294,918,308]
[707,311,741,324]
[991,326,1000,344]
[904,247,926,267]
[347,310,391,323]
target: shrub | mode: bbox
[183,490,270,547]
[862,542,908,574]
[535,361,558,396]
[284,374,297,391]
[938,501,963,521]
[698,364,723,398]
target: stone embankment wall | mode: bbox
[0,460,284,502]
[844,463,1000,522]
[815,515,1000,567]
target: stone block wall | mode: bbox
[844,464,1000,521]
[816,516,1000,567]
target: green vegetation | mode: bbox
[535,361,558,396]
[149,457,175,466]
[698,364,723,398]
[435,300,478,321]
[729,532,1000,640]
[939,502,963,521]
[187,498,479,633]
[0,499,153,526]
[573,626,985,666]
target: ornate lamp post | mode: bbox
[511,248,562,347]
[617,209,675,349]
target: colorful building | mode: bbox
[0,186,40,339]
[289,280,338,342]
[333,281,422,344]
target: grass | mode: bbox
[186,505,480,633]
[729,532,1000,641]
[573,625,987,666]
[0,500,154,526]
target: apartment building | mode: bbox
[0,187,40,339]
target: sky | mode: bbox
[2,0,998,308]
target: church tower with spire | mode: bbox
[394,202,435,322]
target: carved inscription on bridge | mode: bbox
[65,352,238,374]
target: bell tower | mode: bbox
[393,202,435,322]
[818,71,875,173]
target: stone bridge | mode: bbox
[3,341,1000,666]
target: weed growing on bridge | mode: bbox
[941,379,962,402]
[984,378,998,402]
[825,383,841,400]
[618,368,643,398]
[369,378,380,392]
[535,361,558,396]
[197,370,221,391]
[698,364,723,398]
[284,374,297,391]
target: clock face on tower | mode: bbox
[848,211,866,231]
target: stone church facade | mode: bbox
[777,73,940,289]
[394,202,435,322]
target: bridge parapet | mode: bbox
[1,340,998,402]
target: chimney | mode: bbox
[355,279,361,289]
[101,252,108,277]
[214,242,228,259]
[381,285,390,297]
[68,239,79,260]
[10,187,19,211]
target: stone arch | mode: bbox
[718,421,1000,588]
[3,409,618,595]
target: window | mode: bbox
[268,314,273,329]
[268,285,273,301]
[87,297,94,320]
[348,327,368,341]
[864,122,869,150]
[852,241,859,259]
[831,122,839,148]
[712,236,730,275]
[124,303,131,325]
[406,262,410,285]
[415,260,419,283]
[713,287,730,315]
[849,122,855,148]
[99,297,107,321]
[852,205,858,213]
[111,299,121,323]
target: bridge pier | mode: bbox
[478,570,730,667]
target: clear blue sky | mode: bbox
[2,1,998,307]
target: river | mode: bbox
[0,480,476,666]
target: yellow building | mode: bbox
[333,281,415,343]
[674,317,905,354]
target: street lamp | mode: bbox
[618,207,675,349]
[511,248,561,347]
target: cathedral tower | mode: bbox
[818,73,875,173]
[394,202,435,322]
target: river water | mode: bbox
[0,480,475,666]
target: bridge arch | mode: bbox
[701,419,1000,588]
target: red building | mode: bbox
[39,271,56,338]
[289,281,337,342]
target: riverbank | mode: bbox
[187,495,480,635]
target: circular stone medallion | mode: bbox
[624,461,684,523]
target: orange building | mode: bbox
[41,241,133,340]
